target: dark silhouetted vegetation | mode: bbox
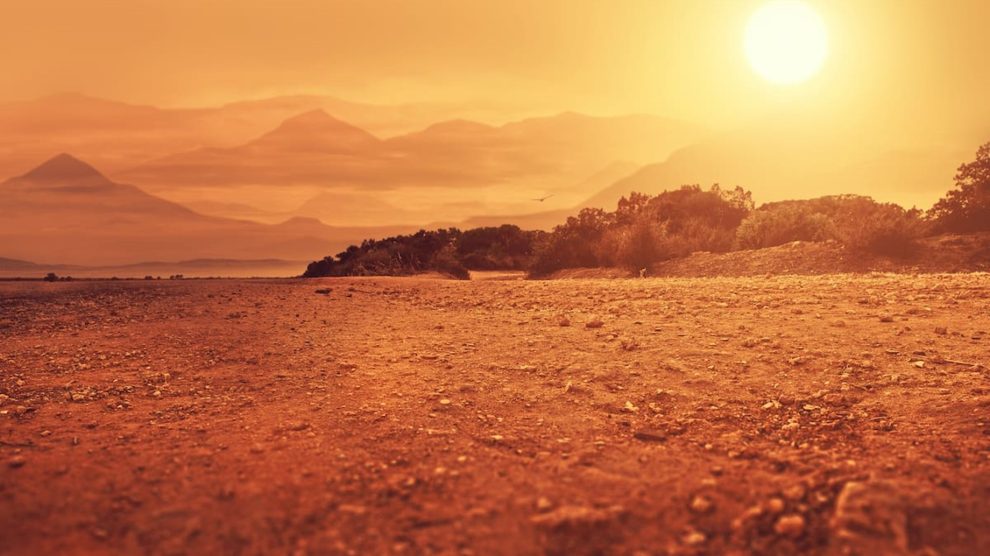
[303,225,545,279]
[929,142,990,232]
[303,144,987,278]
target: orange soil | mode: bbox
[1,276,988,555]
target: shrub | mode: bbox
[834,203,926,257]
[530,185,754,274]
[735,205,835,249]
[303,226,540,278]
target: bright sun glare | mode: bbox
[745,0,828,85]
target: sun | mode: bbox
[744,0,828,85]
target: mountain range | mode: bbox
[116,109,703,225]
[0,93,981,271]
[0,154,414,266]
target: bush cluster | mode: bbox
[303,143,990,278]
[303,225,544,279]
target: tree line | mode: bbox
[304,142,990,279]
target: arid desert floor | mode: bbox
[1,275,989,555]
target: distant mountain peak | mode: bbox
[274,109,371,134]
[282,108,337,125]
[19,153,108,183]
[250,109,380,152]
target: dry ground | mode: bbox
[1,275,989,555]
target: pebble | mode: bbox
[585,319,605,329]
[774,514,806,538]
[682,530,706,546]
[689,495,713,514]
[766,498,785,513]
[632,429,666,443]
[8,455,26,468]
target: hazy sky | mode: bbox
[3,0,988,139]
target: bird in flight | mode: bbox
[531,194,554,202]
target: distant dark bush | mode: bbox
[43,272,58,282]
[303,225,543,279]
[929,142,990,233]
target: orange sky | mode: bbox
[3,0,988,142]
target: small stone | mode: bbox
[536,497,554,512]
[439,398,452,406]
[831,481,908,553]
[338,504,367,515]
[283,420,310,431]
[690,495,713,514]
[632,429,666,443]
[934,326,947,335]
[585,319,605,329]
[783,484,806,501]
[774,514,805,538]
[682,530,706,546]
[8,455,26,468]
[558,317,571,327]
[766,498,786,513]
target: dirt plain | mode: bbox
[1,274,989,555]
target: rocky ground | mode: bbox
[1,275,989,555]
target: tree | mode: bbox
[929,142,990,232]
[43,272,58,282]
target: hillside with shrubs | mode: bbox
[303,142,990,278]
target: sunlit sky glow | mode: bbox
[1,0,987,143]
